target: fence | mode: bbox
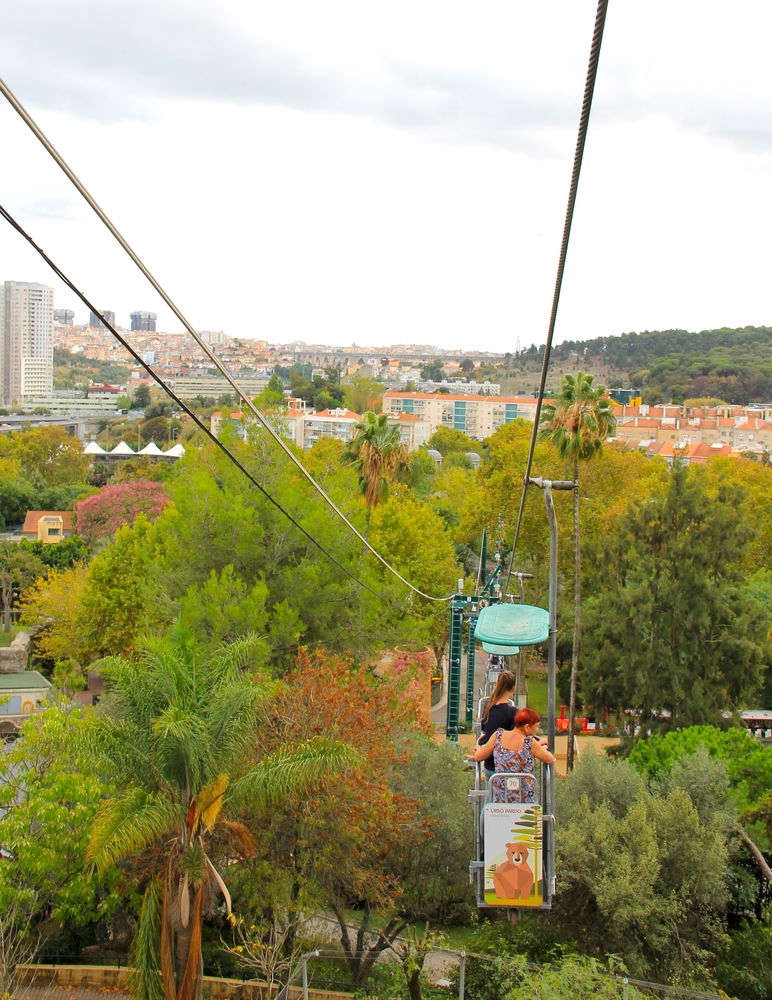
[15,945,737,1000]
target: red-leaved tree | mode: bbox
[75,481,170,545]
[242,649,435,989]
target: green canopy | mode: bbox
[474,603,549,649]
[481,641,520,656]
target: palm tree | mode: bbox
[342,412,410,538]
[538,372,616,771]
[86,626,359,1000]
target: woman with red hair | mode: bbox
[472,707,555,803]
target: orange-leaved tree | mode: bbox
[251,649,435,989]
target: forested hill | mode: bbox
[548,326,772,405]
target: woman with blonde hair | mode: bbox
[473,707,555,803]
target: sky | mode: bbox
[1,0,770,353]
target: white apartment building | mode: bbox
[1,281,54,405]
[383,392,541,439]
[211,407,431,452]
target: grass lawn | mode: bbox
[336,912,480,953]
[0,627,19,648]
[525,674,548,716]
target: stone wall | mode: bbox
[0,630,31,673]
[17,965,354,1000]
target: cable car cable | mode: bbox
[0,74,453,604]
[502,0,609,595]
[0,202,387,601]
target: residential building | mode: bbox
[22,392,122,414]
[172,375,269,400]
[0,281,54,405]
[89,309,116,329]
[612,403,772,457]
[383,392,542,439]
[416,380,501,395]
[22,510,76,543]
[211,406,431,452]
[130,311,157,332]
[387,412,432,450]
[300,408,362,448]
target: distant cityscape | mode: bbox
[2,280,771,462]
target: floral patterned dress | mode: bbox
[490,729,536,803]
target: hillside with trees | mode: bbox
[546,325,772,405]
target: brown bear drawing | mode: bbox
[493,842,533,899]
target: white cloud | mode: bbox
[1,0,770,350]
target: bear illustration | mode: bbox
[493,842,533,899]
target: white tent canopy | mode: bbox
[110,441,135,455]
[138,442,164,455]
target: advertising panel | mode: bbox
[483,798,543,907]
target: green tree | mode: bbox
[370,486,459,664]
[18,563,92,666]
[86,627,358,1000]
[538,372,616,770]
[178,565,272,659]
[390,737,473,923]
[0,541,45,632]
[555,754,729,984]
[38,482,95,510]
[154,437,383,663]
[342,412,410,539]
[420,361,443,381]
[0,477,37,529]
[426,426,474,457]
[342,377,385,414]
[254,373,286,409]
[629,725,772,850]
[0,703,121,935]
[19,534,89,570]
[133,384,152,409]
[79,515,169,658]
[5,426,89,488]
[583,465,765,730]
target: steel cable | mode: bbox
[503,0,609,593]
[0,203,388,601]
[0,73,453,603]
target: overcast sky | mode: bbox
[1,0,770,352]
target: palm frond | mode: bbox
[195,772,229,831]
[230,738,361,808]
[208,632,271,678]
[219,820,256,858]
[127,880,165,1000]
[93,716,176,794]
[207,680,280,768]
[538,370,616,461]
[87,788,182,875]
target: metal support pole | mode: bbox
[544,485,557,756]
[527,476,572,906]
[276,950,318,1000]
[458,952,466,1000]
